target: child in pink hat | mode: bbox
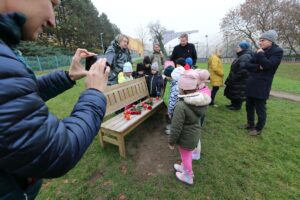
[191,69,212,160]
[168,70,211,185]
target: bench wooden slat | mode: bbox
[102,99,163,133]
[101,99,162,129]
[99,77,163,157]
[103,77,149,115]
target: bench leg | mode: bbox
[118,135,126,158]
[99,130,105,148]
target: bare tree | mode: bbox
[147,21,167,57]
[135,25,149,50]
[240,0,280,32]
[220,7,259,49]
[275,0,300,55]
[220,0,300,55]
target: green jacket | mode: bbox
[169,92,210,150]
[163,80,171,107]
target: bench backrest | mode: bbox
[103,77,149,115]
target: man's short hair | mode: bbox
[180,33,188,40]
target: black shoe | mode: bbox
[249,129,262,136]
[227,106,241,111]
[239,124,255,130]
[225,104,233,108]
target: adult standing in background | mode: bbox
[151,43,164,73]
[171,33,197,67]
[224,41,253,110]
[105,34,131,85]
[208,49,224,107]
[241,30,283,136]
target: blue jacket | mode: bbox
[0,13,107,199]
[245,44,283,99]
[168,80,179,116]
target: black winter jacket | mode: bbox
[170,43,197,65]
[245,44,283,99]
[224,50,253,100]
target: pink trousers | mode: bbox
[178,146,193,176]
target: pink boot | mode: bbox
[175,171,193,185]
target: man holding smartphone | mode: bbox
[0,0,110,199]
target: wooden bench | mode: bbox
[98,77,163,157]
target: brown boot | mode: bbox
[249,129,262,136]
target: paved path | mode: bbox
[270,90,300,102]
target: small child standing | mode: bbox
[133,63,145,79]
[118,62,133,83]
[168,70,211,185]
[165,66,185,135]
[146,62,164,97]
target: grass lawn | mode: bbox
[36,66,300,199]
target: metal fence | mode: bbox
[24,54,142,71]
[24,55,72,71]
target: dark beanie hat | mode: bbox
[136,63,145,72]
[239,41,250,50]
[164,66,174,77]
[176,58,186,67]
[143,56,151,64]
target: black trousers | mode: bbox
[246,97,267,131]
[210,86,219,105]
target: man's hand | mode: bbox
[69,48,96,81]
[257,49,264,54]
[168,144,175,150]
[85,58,110,92]
[160,51,164,58]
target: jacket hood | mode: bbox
[0,12,26,46]
[178,92,211,116]
[237,49,253,57]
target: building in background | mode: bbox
[128,37,144,58]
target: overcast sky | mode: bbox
[91,0,244,44]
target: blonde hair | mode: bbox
[115,34,129,45]
[180,33,188,40]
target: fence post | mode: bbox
[55,55,59,69]
[36,56,42,71]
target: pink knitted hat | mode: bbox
[195,69,210,88]
[164,60,175,69]
[178,70,199,90]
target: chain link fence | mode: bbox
[24,54,142,72]
[24,55,72,71]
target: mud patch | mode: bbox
[126,107,180,178]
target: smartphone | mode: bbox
[85,55,111,71]
[85,55,98,71]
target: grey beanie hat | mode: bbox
[151,62,159,71]
[260,30,278,43]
